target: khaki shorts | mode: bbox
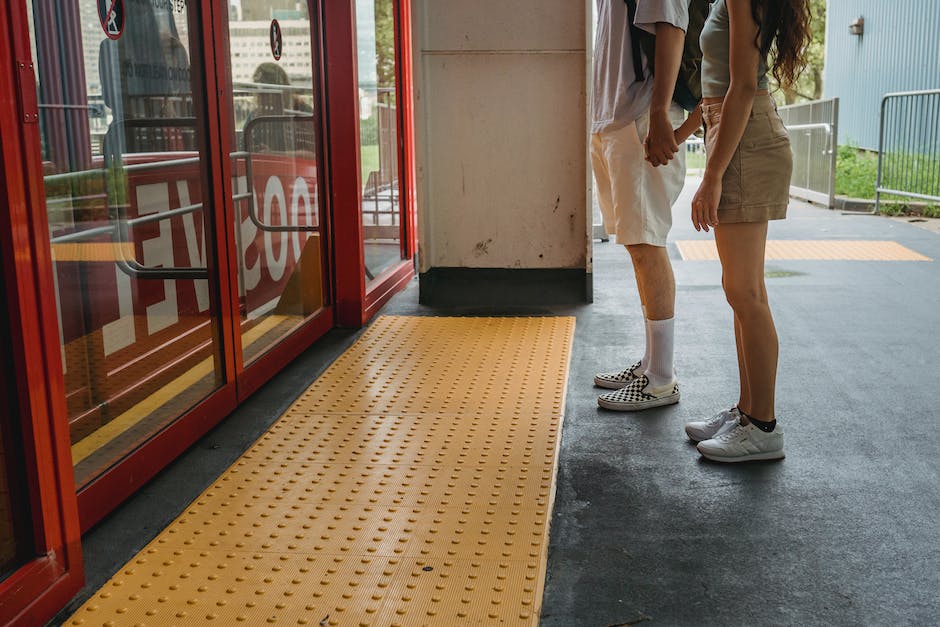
[591,106,686,246]
[702,94,792,222]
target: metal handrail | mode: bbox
[240,115,318,233]
[876,88,940,214]
[777,98,839,208]
[785,123,832,133]
[46,155,209,279]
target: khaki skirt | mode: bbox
[702,94,792,222]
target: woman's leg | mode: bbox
[734,314,750,411]
[714,221,777,423]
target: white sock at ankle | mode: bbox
[646,317,675,387]
[639,306,651,371]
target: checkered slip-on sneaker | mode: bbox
[685,406,740,443]
[593,360,643,390]
[597,374,680,411]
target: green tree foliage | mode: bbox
[771,0,826,104]
[374,0,396,103]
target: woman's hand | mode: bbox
[691,176,721,232]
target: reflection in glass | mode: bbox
[29,1,223,487]
[357,0,404,283]
[226,2,328,365]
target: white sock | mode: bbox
[639,306,651,371]
[646,317,675,387]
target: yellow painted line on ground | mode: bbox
[70,315,291,465]
[675,239,932,261]
[68,315,575,626]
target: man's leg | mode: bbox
[627,243,675,388]
[595,114,683,408]
[592,129,650,389]
[627,243,674,320]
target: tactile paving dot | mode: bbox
[68,316,575,626]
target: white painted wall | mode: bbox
[412,0,591,272]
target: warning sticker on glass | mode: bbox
[270,19,283,61]
[98,0,125,40]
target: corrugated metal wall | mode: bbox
[824,1,940,150]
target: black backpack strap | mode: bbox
[624,0,645,81]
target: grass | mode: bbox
[835,144,879,198]
[686,149,706,171]
[360,144,379,185]
[835,144,940,215]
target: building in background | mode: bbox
[824,1,940,150]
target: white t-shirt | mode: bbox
[592,0,690,134]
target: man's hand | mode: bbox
[644,21,685,167]
[645,109,679,167]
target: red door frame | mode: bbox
[207,0,337,401]
[327,0,417,328]
[0,3,83,625]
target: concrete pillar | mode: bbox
[412,1,592,305]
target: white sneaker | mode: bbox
[597,374,680,411]
[594,360,643,389]
[685,406,740,443]
[696,420,785,463]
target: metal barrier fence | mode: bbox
[876,89,940,213]
[777,98,839,207]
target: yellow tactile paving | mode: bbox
[675,239,932,261]
[68,315,575,626]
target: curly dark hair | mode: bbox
[751,0,813,89]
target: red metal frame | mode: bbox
[212,0,336,383]
[327,0,417,328]
[324,0,367,327]
[398,0,419,265]
[0,2,83,624]
[363,0,417,318]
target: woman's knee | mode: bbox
[723,280,768,315]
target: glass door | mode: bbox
[27,1,225,489]
[220,1,330,366]
[356,0,407,284]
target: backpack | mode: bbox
[624,0,710,112]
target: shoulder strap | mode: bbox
[624,0,645,82]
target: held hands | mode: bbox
[691,176,721,232]
[644,109,679,167]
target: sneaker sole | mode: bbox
[697,449,785,463]
[597,392,680,411]
[593,376,635,390]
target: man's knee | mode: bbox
[626,243,669,269]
